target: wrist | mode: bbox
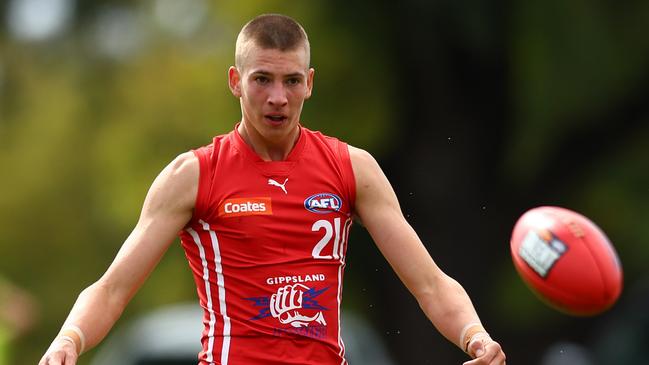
[58,324,86,355]
[56,335,78,353]
[459,322,489,355]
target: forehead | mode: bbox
[240,44,309,76]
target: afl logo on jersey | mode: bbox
[304,193,342,214]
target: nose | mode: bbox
[267,82,288,107]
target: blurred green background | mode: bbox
[1,0,648,364]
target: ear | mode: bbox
[228,66,242,98]
[305,68,315,100]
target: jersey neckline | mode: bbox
[232,122,307,176]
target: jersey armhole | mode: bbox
[191,146,212,220]
[338,142,357,215]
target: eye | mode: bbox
[286,78,301,86]
[254,76,270,84]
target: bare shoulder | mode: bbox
[167,151,199,179]
[144,151,199,214]
[348,144,374,164]
[159,151,199,192]
[348,145,380,180]
[347,144,398,207]
[348,146,389,188]
[347,145,401,226]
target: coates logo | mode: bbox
[218,197,272,218]
[304,193,342,214]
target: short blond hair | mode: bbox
[235,14,310,70]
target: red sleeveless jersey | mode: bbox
[178,125,356,365]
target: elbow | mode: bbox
[414,273,467,315]
[81,279,130,311]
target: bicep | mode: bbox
[97,152,198,302]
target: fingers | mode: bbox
[64,352,79,365]
[39,352,78,365]
[467,336,487,358]
[39,352,63,365]
[462,340,506,365]
[39,339,78,365]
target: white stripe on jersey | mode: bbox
[187,227,217,364]
[337,217,353,364]
[200,219,231,365]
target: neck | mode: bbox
[237,121,300,161]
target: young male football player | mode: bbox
[40,14,506,365]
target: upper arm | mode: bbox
[97,151,199,303]
[349,146,444,298]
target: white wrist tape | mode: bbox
[459,322,481,348]
[58,335,76,347]
[459,322,488,354]
[61,324,86,354]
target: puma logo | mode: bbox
[268,178,288,194]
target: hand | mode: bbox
[39,337,79,365]
[270,284,307,319]
[462,333,506,365]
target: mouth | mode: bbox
[264,114,288,126]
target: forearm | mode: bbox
[415,273,485,351]
[58,280,130,354]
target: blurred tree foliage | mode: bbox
[374,0,649,363]
[1,0,648,364]
[0,1,393,364]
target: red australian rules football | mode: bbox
[510,206,623,316]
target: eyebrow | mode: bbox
[250,70,305,78]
